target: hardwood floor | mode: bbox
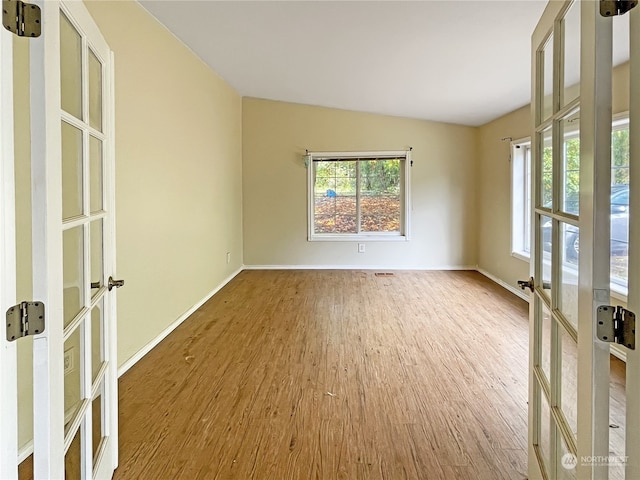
[113,270,531,480]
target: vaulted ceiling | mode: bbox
[139,1,629,127]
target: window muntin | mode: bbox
[308,151,410,241]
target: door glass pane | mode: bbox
[88,49,103,131]
[611,214,629,287]
[90,136,103,213]
[560,329,578,437]
[90,220,103,297]
[560,223,579,328]
[63,227,84,327]
[558,432,577,479]
[540,215,553,299]
[92,383,105,461]
[542,34,554,121]
[64,327,82,434]
[610,355,626,480]
[62,121,83,220]
[65,425,82,480]
[541,128,553,208]
[91,300,104,383]
[538,387,552,476]
[562,0,580,106]
[561,112,580,215]
[60,12,82,119]
[611,122,630,289]
[540,301,552,382]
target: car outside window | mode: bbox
[511,117,629,294]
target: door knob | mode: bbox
[518,277,534,292]
[108,276,124,291]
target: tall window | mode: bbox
[511,139,532,258]
[511,117,630,292]
[307,151,410,241]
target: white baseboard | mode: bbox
[242,264,478,271]
[611,344,627,363]
[476,267,530,302]
[117,267,243,378]
[18,440,32,463]
[476,268,630,364]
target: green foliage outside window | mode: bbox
[313,158,402,234]
[612,128,630,186]
[540,127,629,209]
[314,159,400,196]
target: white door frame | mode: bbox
[0,23,18,480]
[30,1,65,477]
[626,7,640,478]
[576,2,612,478]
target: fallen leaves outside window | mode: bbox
[314,195,400,233]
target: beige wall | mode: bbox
[242,98,478,268]
[476,104,531,290]
[85,0,244,366]
[477,62,631,292]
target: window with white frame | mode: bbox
[510,116,630,292]
[511,139,532,259]
[307,151,411,241]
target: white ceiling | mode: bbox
[138,1,627,127]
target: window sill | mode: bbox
[610,283,628,303]
[511,250,531,262]
[308,234,409,242]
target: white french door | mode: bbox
[529,1,639,479]
[1,13,19,480]
[1,0,118,478]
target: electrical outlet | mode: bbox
[226,252,231,264]
[358,243,365,253]
[64,348,74,375]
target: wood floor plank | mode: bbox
[15,270,627,479]
[111,270,536,479]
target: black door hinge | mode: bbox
[5,301,45,342]
[597,305,636,350]
[600,0,638,17]
[2,0,41,37]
